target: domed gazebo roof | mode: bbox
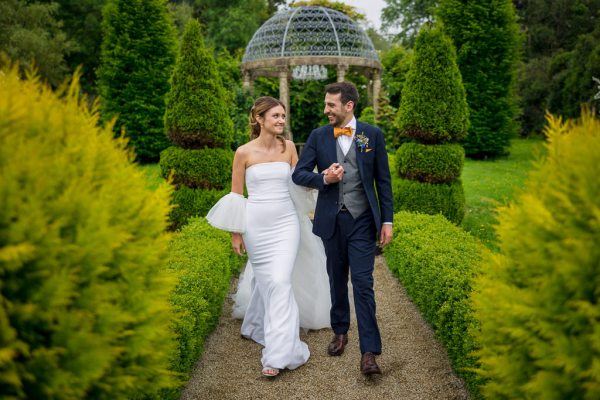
[242,6,380,71]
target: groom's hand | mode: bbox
[379,224,393,247]
[323,163,344,184]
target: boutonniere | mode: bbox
[355,132,370,152]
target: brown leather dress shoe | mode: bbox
[360,352,382,375]
[327,334,348,356]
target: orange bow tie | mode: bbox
[333,127,353,138]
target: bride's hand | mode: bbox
[231,233,246,256]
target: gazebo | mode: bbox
[241,6,382,140]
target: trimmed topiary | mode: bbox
[0,66,176,399]
[438,0,521,158]
[396,142,464,183]
[393,178,465,224]
[164,19,233,149]
[396,24,469,144]
[384,211,487,397]
[159,146,233,190]
[97,0,177,162]
[168,186,229,231]
[473,110,600,398]
[393,23,468,224]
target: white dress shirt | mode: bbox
[337,116,356,156]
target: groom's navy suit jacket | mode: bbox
[292,121,394,240]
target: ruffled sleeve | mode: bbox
[206,192,247,233]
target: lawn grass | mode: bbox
[461,137,546,250]
[138,163,164,191]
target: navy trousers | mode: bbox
[322,209,381,355]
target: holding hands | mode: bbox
[323,163,344,184]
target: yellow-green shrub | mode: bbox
[473,110,600,399]
[384,211,488,397]
[0,67,176,399]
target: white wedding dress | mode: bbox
[207,161,330,370]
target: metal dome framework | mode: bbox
[241,6,382,140]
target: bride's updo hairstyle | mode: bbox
[249,96,287,152]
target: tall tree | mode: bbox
[97,0,177,162]
[0,0,75,87]
[438,0,522,158]
[381,0,437,46]
[38,0,105,94]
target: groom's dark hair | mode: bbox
[325,81,359,108]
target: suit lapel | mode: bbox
[324,125,337,165]
[355,120,366,180]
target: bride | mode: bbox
[206,96,330,377]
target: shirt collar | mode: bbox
[343,116,357,133]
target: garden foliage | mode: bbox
[438,0,521,158]
[164,18,233,149]
[384,211,486,397]
[394,24,467,224]
[0,66,176,399]
[98,0,177,162]
[162,217,242,399]
[162,19,234,230]
[473,110,600,398]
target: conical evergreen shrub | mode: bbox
[438,0,521,158]
[161,19,234,229]
[394,24,468,224]
[473,109,600,398]
[0,66,176,399]
[396,24,468,144]
[98,0,177,162]
[165,19,233,149]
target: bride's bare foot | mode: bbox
[262,367,279,377]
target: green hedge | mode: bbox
[473,111,600,398]
[384,211,487,397]
[160,146,233,190]
[168,186,229,231]
[0,66,176,399]
[393,178,465,224]
[396,142,464,183]
[161,217,242,399]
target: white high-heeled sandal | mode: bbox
[262,367,279,377]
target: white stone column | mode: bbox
[242,71,253,93]
[373,69,382,116]
[336,64,347,82]
[279,68,291,140]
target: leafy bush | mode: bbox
[396,24,468,144]
[159,146,233,190]
[0,67,176,399]
[396,142,464,183]
[473,110,600,399]
[162,217,241,399]
[168,186,229,231]
[98,0,177,162]
[438,0,521,158]
[164,19,233,149]
[384,211,487,397]
[393,178,465,224]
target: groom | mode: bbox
[292,81,394,375]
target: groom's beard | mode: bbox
[327,113,346,127]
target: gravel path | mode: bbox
[181,256,469,400]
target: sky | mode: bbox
[342,0,387,30]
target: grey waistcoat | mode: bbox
[337,141,369,219]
